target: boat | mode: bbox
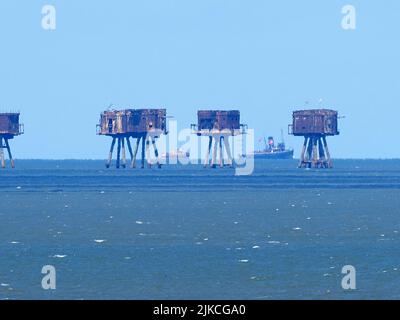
[161,149,190,161]
[253,134,294,159]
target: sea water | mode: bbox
[0,159,400,299]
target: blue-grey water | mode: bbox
[1,159,400,300]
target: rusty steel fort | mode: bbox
[0,112,24,168]
[289,109,339,168]
[191,110,247,168]
[96,109,167,169]
[0,107,340,169]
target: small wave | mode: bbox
[53,255,67,258]
[94,239,106,243]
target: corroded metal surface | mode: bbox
[197,110,240,131]
[97,109,166,137]
[290,109,339,136]
[0,113,23,136]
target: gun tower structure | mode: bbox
[191,110,246,168]
[97,108,167,169]
[0,112,24,168]
[289,109,339,168]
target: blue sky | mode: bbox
[0,0,399,159]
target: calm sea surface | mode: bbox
[1,159,400,299]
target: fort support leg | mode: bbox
[145,136,152,168]
[132,137,141,168]
[126,137,134,168]
[318,138,326,168]
[204,136,212,167]
[4,139,14,168]
[151,137,161,169]
[223,136,233,167]
[106,137,116,168]
[141,135,146,169]
[121,137,126,168]
[219,136,224,167]
[305,137,313,168]
[298,137,308,168]
[0,137,5,169]
[322,136,332,168]
[312,137,318,168]
[211,137,219,168]
[116,138,121,169]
